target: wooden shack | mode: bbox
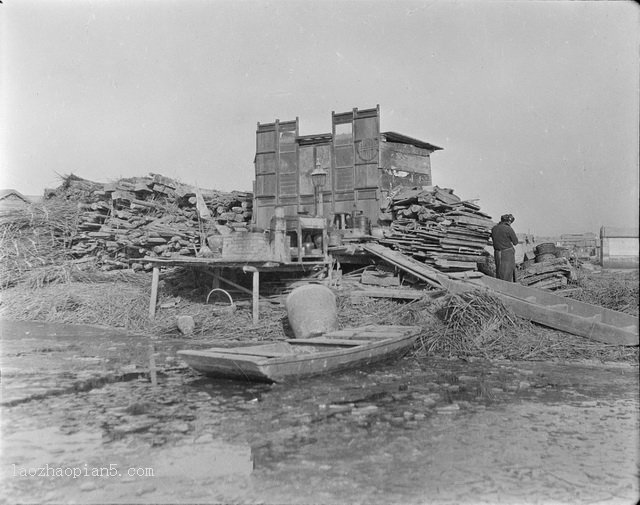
[253,105,442,236]
[0,189,33,214]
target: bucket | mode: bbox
[534,242,556,255]
[285,284,338,339]
[356,215,370,235]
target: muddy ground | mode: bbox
[1,319,638,505]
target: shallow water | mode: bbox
[1,320,638,504]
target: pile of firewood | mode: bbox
[376,186,495,272]
[46,173,253,270]
[518,257,576,290]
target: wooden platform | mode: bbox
[140,257,329,322]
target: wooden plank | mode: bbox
[363,243,443,288]
[434,259,478,270]
[287,338,374,346]
[308,325,420,339]
[361,270,400,287]
[443,213,495,228]
[177,350,268,365]
[347,325,420,333]
[351,289,424,300]
[201,348,295,358]
[447,271,483,279]
[312,329,388,340]
[521,272,566,285]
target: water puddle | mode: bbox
[1,319,638,504]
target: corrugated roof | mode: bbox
[382,131,443,152]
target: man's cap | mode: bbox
[500,214,515,223]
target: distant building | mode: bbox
[0,189,34,213]
[559,232,599,259]
[600,227,639,269]
[252,105,442,230]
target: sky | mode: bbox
[1,0,638,236]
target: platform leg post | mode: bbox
[242,266,260,324]
[149,267,159,319]
[252,270,259,324]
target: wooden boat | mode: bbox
[177,325,422,382]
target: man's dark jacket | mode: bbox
[491,222,518,250]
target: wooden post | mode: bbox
[322,222,329,263]
[149,267,159,319]
[243,266,260,324]
[148,343,157,386]
[212,268,220,289]
[297,219,303,263]
[252,270,259,324]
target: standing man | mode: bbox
[491,214,519,282]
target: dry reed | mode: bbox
[412,290,638,363]
[566,269,638,316]
[0,201,81,289]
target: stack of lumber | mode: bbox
[377,186,495,272]
[518,257,576,290]
[44,173,253,270]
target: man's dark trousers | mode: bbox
[494,247,516,282]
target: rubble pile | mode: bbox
[47,174,252,270]
[377,186,495,272]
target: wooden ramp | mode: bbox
[363,243,639,346]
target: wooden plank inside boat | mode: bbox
[287,338,375,346]
[177,350,269,364]
[199,348,298,358]
[314,325,419,340]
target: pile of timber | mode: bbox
[45,173,253,270]
[518,257,576,290]
[376,186,495,272]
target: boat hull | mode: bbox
[363,242,638,346]
[466,275,639,346]
[178,325,422,382]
